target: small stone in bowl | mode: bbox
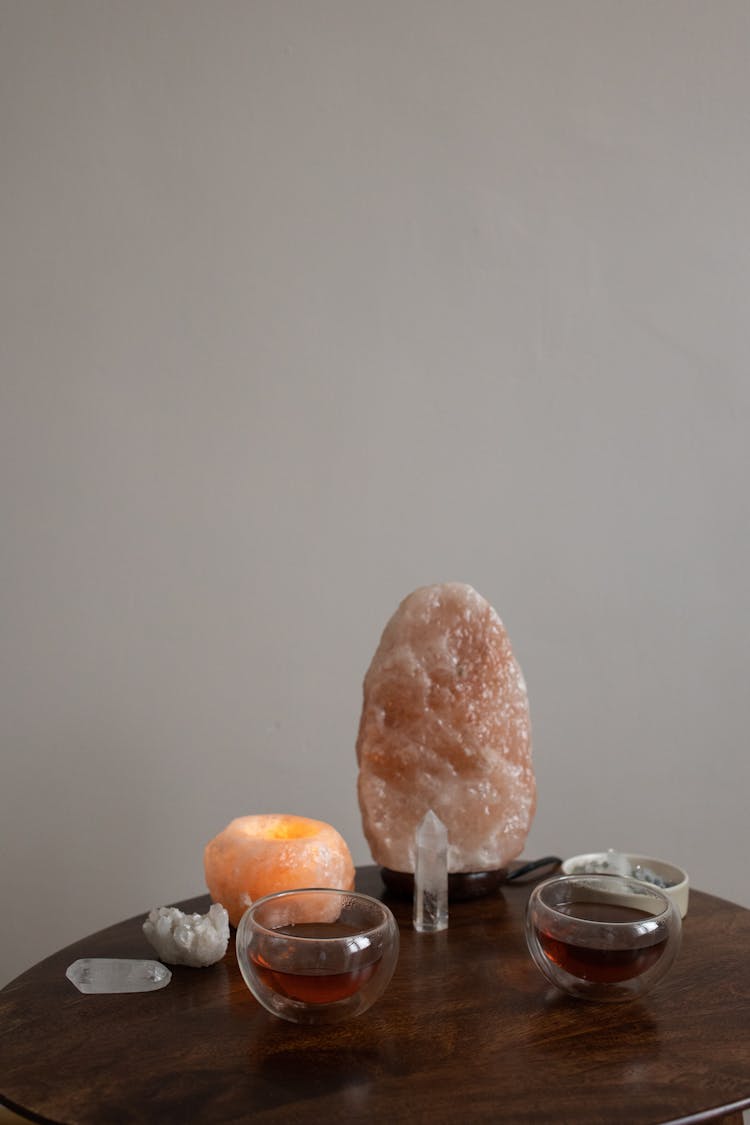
[568,850,675,887]
[562,851,689,917]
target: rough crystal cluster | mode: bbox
[357,583,536,873]
[142,903,229,967]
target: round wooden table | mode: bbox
[1,867,749,1124]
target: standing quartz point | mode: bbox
[413,810,449,933]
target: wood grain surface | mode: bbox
[1,867,749,1124]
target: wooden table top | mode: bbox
[1,866,749,1124]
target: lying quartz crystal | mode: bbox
[66,958,171,993]
[142,903,229,967]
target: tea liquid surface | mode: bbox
[274,921,364,939]
[538,901,667,983]
[252,921,380,1004]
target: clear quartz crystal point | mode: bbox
[413,810,449,933]
[66,958,172,994]
[605,849,631,876]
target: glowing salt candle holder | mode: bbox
[204,814,355,927]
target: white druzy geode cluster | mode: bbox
[142,903,229,967]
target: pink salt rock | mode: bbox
[356,583,536,873]
[204,814,355,927]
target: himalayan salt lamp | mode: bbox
[356,583,536,875]
[204,814,355,927]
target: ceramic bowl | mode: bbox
[561,853,689,918]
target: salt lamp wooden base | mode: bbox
[380,856,561,902]
[380,867,507,902]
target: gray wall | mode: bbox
[2,0,748,988]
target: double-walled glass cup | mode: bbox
[525,874,682,1002]
[236,888,399,1024]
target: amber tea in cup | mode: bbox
[525,874,681,1001]
[236,888,399,1024]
